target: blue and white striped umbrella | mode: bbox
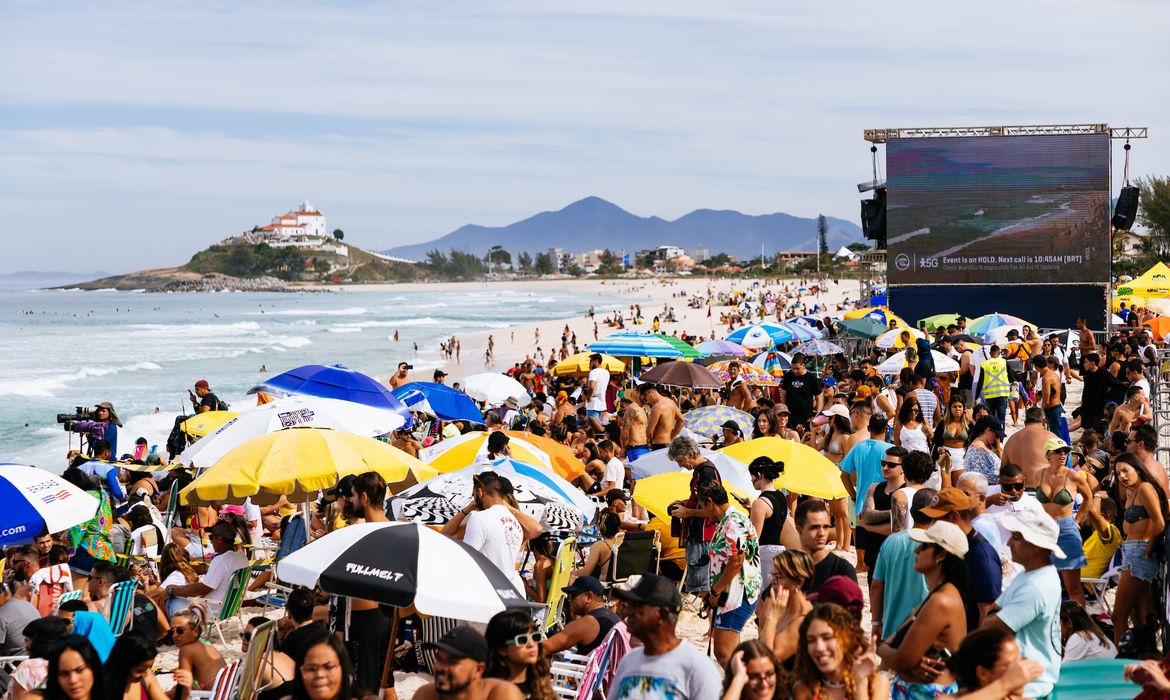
[725,323,793,349]
[588,333,684,359]
[0,464,100,546]
[392,382,484,423]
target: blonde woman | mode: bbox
[170,604,227,694]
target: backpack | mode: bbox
[36,566,71,617]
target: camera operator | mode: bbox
[75,438,126,503]
[188,379,228,414]
[64,401,121,457]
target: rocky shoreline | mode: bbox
[58,267,303,293]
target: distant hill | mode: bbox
[382,196,864,260]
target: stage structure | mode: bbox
[863,124,1147,329]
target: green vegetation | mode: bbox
[424,249,486,280]
[185,243,305,279]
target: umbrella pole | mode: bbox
[301,501,313,543]
[379,607,400,696]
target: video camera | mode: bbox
[57,406,105,436]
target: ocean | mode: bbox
[0,282,628,469]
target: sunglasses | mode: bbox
[507,631,546,646]
[172,626,189,635]
[881,460,901,468]
[1001,483,1025,492]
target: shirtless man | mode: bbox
[389,362,412,389]
[725,362,756,412]
[1001,407,1057,487]
[518,361,536,393]
[1075,318,1096,355]
[1037,356,1064,435]
[638,383,684,450]
[619,396,650,462]
[844,400,873,455]
[1108,385,1149,438]
[391,429,422,458]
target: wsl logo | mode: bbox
[894,254,911,272]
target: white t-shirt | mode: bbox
[603,458,625,490]
[200,550,249,603]
[586,367,610,412]
[244,498,263,546]
[160,570,192,611]
[607,640,723,700]
[1063,631,1117,661]
[463,504,524,593]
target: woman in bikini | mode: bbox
[1110,452,1167,648]
[933,397,970,480]
[1035,438,1095,608]
[170,604,227,695]
[570,510,620,583]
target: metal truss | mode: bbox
[863,124,1148,143]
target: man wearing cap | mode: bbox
[719,419,745,447]
[606,489,646,532]
[982,510,1064,699]
[433,369,448,385]
[871,488,934,642]
[189,379,226,414]
[1001,407,1058,487]
[842,414,894,571]
[619,394,650,462]
[414,625,521,700]
[780,353,822,429]
[542,576,621,657]
[77,438,127,503]
[608,574,722,700]
[165,520,248,605]
[920,487,1002,620]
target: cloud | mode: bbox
[0,0,1167,271]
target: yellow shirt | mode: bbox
[1081,523,1122,579]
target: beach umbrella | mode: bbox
[982,325,1027,346]
[1111,313,1126,325]
[1112,295,1146,312]
[652,334,702,360]
[391,382,484,423]
[919,313,961,331]
[944,334,983,345]
[1139,317,1170,340]
[695,339,750,357]
[1143,298,1170,316]
[419,430,586,481]
[777,322,823,341]
[460,373,531,407]
[875,326,926,350]
[275,522,532,623]
[549,352,625,377]
[587,333,684,359]
[843,306,908,328]
[0,464,101,546]
[390,458,597,530]
[639,361,723,389]
[966,313,1034,340]
[250,364,412,425]
[791,339,846,356]
[1044,329,1082,349]
[179,428,437,506]
[837,317,887,340]
[706,360,779,387]
[719,438,849,499]
[724,323,794,349]
[626,448,758,498]
[876,349,960,375]
[684,405,754,440]
[782,316,823,330]
[180,410,238,438]
[632,472,752,523]
[751,350,792,376]
[180,395,408,468]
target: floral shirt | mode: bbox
[962,446,1001,485]
[708,508,760,614]
[69,489,116,563]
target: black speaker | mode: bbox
[861,188,887,247]
[1113,186,1140,230]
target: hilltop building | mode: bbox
[257,201,327,238]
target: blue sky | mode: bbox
[2,0,1167,273]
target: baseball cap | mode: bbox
[606,489,631,504]
[423,625,488,662]
[1001,510,1065,555]
[852,385,873,403]
[433,369,448,379]
[919,487,973,518]
[1043,437,1071,454]
[720,420,742,434]
[326,474,356,501]
[908,521,970,558]
[204,520,238,543]
[194,379,210,389]
[442,423,461,439]
[611,573,681,613]
[972,415,1006,440]
[562,576,605,596]
[807,575,864,614]
[773,403,790,415]
[813,404,850,424]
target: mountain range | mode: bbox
[381,196,864,261]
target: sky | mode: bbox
[2,0,1167,274]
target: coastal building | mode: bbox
[257,200,327,238]
[689,247,709,264]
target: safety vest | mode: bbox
[980,358,1010,399]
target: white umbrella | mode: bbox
[982,325,1025,346]
[877,349,960,374]
[461,373,532,407]
[626,448,759,499]
[180,395,406,467]
[0,464,100,546]
[875,326,926,350]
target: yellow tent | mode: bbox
[1118,262,1170,298]
[1112,295,1146,312]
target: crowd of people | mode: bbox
[4,283,1170,700]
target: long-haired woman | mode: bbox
[893,396,931,455]
[1110,452,1167,648]
[757,550,815,665]
[44,635,105,700]
[1059,601,1116,661]
[290,631,354,700]
[105,635,167,700]
[483,610,555,700]
[148,544,198,617]
[170,604,226,694]
[722,639,784,700]
[793,604,887,700]
[933,397,971,480]
[946,628,1041,699]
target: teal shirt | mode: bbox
[839,439,892,516]
[872,530,928,633]
[995,566,1062,698]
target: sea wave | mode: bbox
[327,326,363,334]
[277,336,313,348]
[128,321,263,337]
[0,360,162,397]
[259,307,368,317]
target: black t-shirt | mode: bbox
[780,372,821,426]
[199,392,227,412]
[280,621,329,659]
[810,553,858,594]
[684,462,721,540]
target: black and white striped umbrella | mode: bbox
[274,522,531,623]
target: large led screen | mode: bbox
[886,134,1110,285]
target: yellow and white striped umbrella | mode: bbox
[418,431,586,481]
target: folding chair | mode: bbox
[609,530,661,583]
[236,620,275,700]
[196,565,252,645]
[1051,658,1138,700]
[190,658,242,700]
[550,651,593,700]
[55,590,84,611]
[543,537,577,632]
[106,580,139,637]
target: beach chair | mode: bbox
[1051,658,1137,700]
[0,655,29,696]
[189,658,242,700]
[543,537,577,632]
[163,487,181,530]
[198,565,252,645]
[550,651,593,700]
[106,579,139,637]
[55,589,84,612]
[550,622,629,700]
[236,619,275,700]
[610,530,660,583]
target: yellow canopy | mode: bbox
[1113,295,1146,312]
[720,437,849,499]
[1118,262,1170,298]
[181,410,238,438]
[842,306,910,329]
[550,352,626,377]
[180,427,437,505]
[633,472,751,563]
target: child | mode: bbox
[30,544,73,616]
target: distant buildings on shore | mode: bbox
[227,200,348,257]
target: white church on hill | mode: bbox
[256,200,327,238]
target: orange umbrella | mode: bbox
[1141,316,1170,340]
[502,430,587,481]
